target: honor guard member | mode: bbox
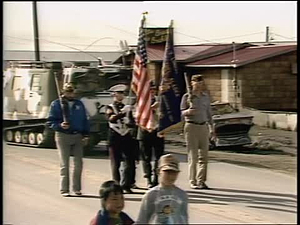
[47,83,90,197]
[180,75,215,190]
[137,81,164,188]
[106,84,137,194]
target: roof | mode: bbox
[146,44,214,61]
[186,44,297,68]
[3,50,123,63]
[127,43,251,62]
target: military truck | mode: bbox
[3,60,131,153]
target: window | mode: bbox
[31,74,41,91]
[12,76,22,90]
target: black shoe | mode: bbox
[131,184,139,189]
[123,188,133,194]
[198,182,210,189]
[147,182,154,189]
[74,191,82,196]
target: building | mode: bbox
[118,42,297,112]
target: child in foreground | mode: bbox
[135,153,189,224]
[89,180,134,225]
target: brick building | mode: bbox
[186,44,297,111]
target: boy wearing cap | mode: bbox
[48,83,90,197]
[135,154,189,224]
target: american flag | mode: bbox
[131,16,153,129]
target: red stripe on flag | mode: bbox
[131,54,152,129]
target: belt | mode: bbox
[58,131,80,135]
[186,121,206,125]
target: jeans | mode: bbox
[55,132,83,192]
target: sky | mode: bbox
[3,1,297,52]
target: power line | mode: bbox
[271,33,297,40]
[5,35,120,48]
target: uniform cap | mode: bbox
[109,84,128,93]
[158,154,180,172]
[63,83,75,92]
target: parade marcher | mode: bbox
[137,81,164,188]
[106,84,138,194]
[180,74,215,189]
[135,154,189,224]
[47,83,90,197]
[89,180,134,225]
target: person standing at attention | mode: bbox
[137,81,164,188]
[106,84,138,194]
[180,74,215,189]
[135,153,188,224]
[47,83,90,197]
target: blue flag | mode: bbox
[158,24,185,133]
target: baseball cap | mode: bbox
[191,74,204,82]
[63,83,75,92]
[158,154,180,172]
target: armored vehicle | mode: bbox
[3,60,132,153]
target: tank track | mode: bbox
[3,123,56,148]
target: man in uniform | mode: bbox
[137,81,164,188]
[180,75,215,190]
[48,83,90,197]
[106,84,138,194]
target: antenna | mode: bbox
[231,42,237,63]
[119,40,125,51]
[266,26,270,43]
[124,40,129,51]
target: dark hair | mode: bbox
[99,180,123,209]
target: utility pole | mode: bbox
[266,26,270,44]
[33,1,40,61]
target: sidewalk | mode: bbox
[164,125,297,155]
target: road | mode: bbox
[3,143,297,224]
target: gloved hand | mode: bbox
[121,105,132,113]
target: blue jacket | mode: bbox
[47,98,90,136]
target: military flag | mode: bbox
[158,22,184,133]
[131,14,153,129]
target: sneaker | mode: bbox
[61,192,70,197]
[190,184,199,189]
[74,191,82,196]
[198,182,210,189]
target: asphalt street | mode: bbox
[3,142,297,224]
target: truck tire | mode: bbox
[36,133,44,145]
[21,132,29,143]
[14,131,22,143]
[28,132,37,145]
[5,130,14,142]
